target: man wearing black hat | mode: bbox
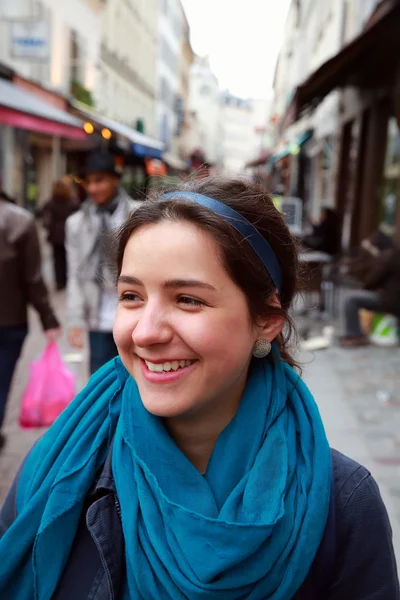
[66,153,140,374]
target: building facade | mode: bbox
[175,3,193,164]
[0,0,103,98]
[246,98,272,163]
[188,55,222,166]
[97,0,158,137]
[156,0,183,164]
[272,0,400,247]
[269,0,348,216]
[0,0,97,204]
[220,93,271,175]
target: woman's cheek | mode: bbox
[184,317,230,355]
[113,310,133,349]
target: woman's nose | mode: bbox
[132,304,173,348]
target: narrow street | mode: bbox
[1,257,400,559]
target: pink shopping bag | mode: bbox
[19,342,76,428]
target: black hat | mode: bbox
[84,153,122,178]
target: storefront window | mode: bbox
[25,148,39,213]
[381,117,400,232]
[0,125,4,187]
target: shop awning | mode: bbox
[269,130,312,165]
[72,102,165,159]
[288,0,400,122]
[0,78,85,140]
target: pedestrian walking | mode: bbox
[0,191,60,449]
[0,178,398,598]
[66,153,140,374]
[40,179,78,291]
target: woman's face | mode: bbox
[114,220,263,420]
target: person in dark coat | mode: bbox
[302,207,340,256]
[41,179,78,291]
[341,246,400,347]
[0,191,60,449]
[344,228,394,285]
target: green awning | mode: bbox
[269,130,312,165]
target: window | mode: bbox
[114,10,121,46]
[162,38,177,73]
[160,77,167,103]
[200,85,211,97]
[160,77,173,108]
[70,29,80,85]
[294,0,301,27]
[381,117,400,231]
[102,72,108,112]
[174,14,181,39]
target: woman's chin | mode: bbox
[140,393,195,419]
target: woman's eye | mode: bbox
[119,292,141,302]
[178,296,205,307]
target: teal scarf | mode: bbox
[0,354,331,599]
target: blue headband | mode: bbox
[159,192,282,294]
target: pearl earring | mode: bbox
[252,340,272,359]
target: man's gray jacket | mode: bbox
[66,190,140,330]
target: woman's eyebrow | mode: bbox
[164,279,217,291]
[117,275,143,286]
[117,275,216,292]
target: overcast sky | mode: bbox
[181,0,291,100]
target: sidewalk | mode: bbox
[303,345,400,558]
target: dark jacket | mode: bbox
[41,197,78,246]
[0,448,398,599]
[0,200,59,330]
[303,216,340,256]
[364,248,400,317]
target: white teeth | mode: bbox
[145,359,195,373]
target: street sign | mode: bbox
[10,21,49,60]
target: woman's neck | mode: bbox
[164,379,246,474]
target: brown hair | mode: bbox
[52,179,74,203]
[115,177,301,368]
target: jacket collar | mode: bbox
[92,442,116,495]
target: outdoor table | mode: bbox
[299,251,333,312]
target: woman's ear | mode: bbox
[257,291,285,342]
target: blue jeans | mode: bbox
[0,325,28,429]
[344,290,383,337]
[89,331,118,375]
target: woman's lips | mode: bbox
[139,357,197,384]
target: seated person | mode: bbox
[344,229,394,285]
[340,246,400,348]
[302,207,340,256]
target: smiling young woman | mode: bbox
[0,178,398,600]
